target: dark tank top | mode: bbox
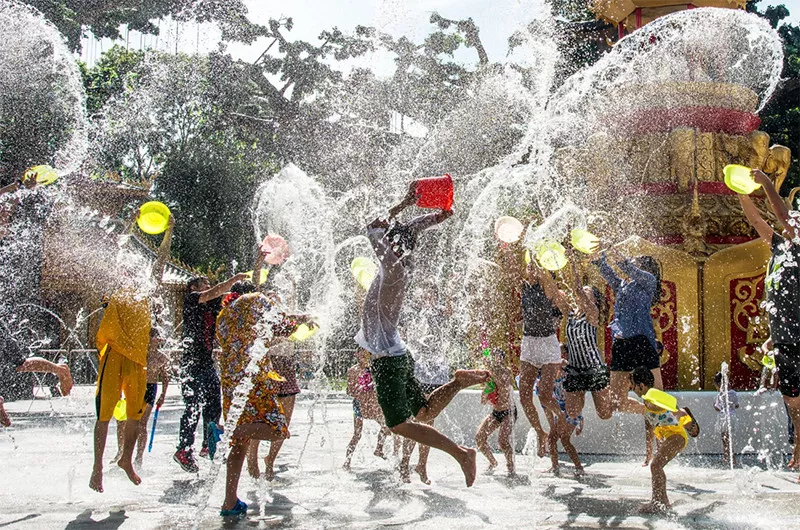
[521,281,561,337]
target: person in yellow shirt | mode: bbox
[89,215,173,493]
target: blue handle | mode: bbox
[147,407,160,453]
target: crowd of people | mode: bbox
[1,168,799,517]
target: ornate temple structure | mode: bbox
[568,0,793,390]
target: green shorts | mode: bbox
[371,353,429,428]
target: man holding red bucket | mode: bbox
[355,176,490,487]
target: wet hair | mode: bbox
[714,372,723,387]
[631,366,655,388]
[231,280,256,295]
[386,222,417,258]
[634,256,662,307]
[187,277,207,291]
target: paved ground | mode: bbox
[1,386,800,529]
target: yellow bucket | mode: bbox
[137,201,171,235]
[723,165,760,195]
[113,399,127,421]
[643,388,678,412]
[289,323,318,342]
[570,228,600,254]
[350,257,378,290]
[244,269,269,284]
[23,165,59,186]
[534,239,568,271]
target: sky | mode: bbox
[79,0,800,73]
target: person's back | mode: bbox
[182,288,222,371]
[97,290,151,366]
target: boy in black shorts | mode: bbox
[355,181,490,487]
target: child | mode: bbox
[111,329,170,468]
[475,349,516,475]
[546,366,584,476]
[343,350,392,470]
[713,371,739,464]
[630,366,699,513]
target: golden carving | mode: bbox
[731,276,770,371]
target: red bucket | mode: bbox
[415,174,453,211]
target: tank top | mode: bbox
[565,314,605,369]
[521,281,560,337]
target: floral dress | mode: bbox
[216,292,298,435]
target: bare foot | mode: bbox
[342,460,351,471]
[639,501,670,514]
[484,460,498,475]
[457,446,477,487]
[118,460,142,486]
[89,468,103,493]
[414,464,431,485]
[264,463,275,482]
[574,466,585,477]
[58,365,73,397]
[454,370,492,387]
[541,466,560,476]
[109,452,121,465]
[642,458,651,467]
[374,449,386,459]
[0,397,11,427]
[788,458,799,470]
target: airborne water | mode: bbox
[1,0,799,528]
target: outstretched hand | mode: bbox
[751,169,770,186]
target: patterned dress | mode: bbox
[216,293,297,435]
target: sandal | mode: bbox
[220,499,247,517]
[207,422,223,460]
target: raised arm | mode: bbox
[752,170,797,239]
[367,181,418,231]
[530,262,572,316]
[614,256,656,291]
[738,193,775,243]
[252,248,266,288]
[151,215,175,282]
[198,273,249,304]
[591,251,622,293]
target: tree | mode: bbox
[89,50,277,269]
[80,45,144,115]
[22,0,261,51]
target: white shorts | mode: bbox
[520,334,562,367]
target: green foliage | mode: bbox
[80,45,144,114]
[21,0,257,51]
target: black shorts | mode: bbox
[774,343,800,398]
[144,383,158,406]
[491,407,518,423]
[563,365,610,393]
[610,335,659,372]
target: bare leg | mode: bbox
[17,358,73,396]
[375,426,390,458]
[547,421,560,474]
[608,371,643,414]
[111,420,124,464]
[90,420,110,492]
[414,419,433,484]
[558,424,583,475]
[246,440,261,478]
[591,387,613,420]
[343,416,363,471]
[0,396,10,427]
[264,395,295,481]
[134,405,153,467]
[537,364,563,428]
[414,370,490,423]
[117,418,142,486]
[721,432,730,463]
[222,437,249,511]
[498,417,515,475]
[475,416,500,471]
[645,434,684,512]
[399,436,415,483]
[391,420,478,487]
[233,422,288,441]
[518,362,547,457]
